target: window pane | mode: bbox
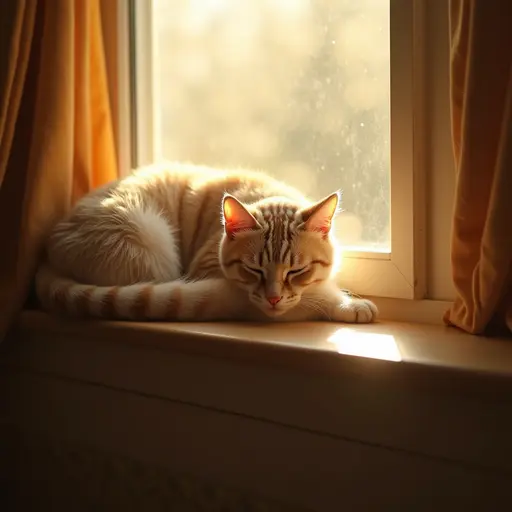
[153,0,391,251]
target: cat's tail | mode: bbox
[35,263,234,321]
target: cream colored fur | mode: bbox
[36,162,378,323]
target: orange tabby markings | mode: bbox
[101,286,119,318]
[131,285,152,319]
[191,295,210,321]
[177,184,186,228]
[53,283,73,313]
[190,194,210,257]
[74,287,95,317]
[166,285,182,319]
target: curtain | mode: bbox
[445,0,512,334]
[0,0,118,342]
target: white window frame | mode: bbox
[127,0,427,301]
[340,0,426,300]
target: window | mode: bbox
[130,0,426,300]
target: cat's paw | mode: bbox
[333,297,378,323]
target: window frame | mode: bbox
[129,0,160,168]
[102,0,132,176]
[127,0,427,301]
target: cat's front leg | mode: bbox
[304,282,378,323]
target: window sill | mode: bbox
[3,310,512,486]
[5,310,511,385]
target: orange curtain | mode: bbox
[445,0,512,334]
[0,0,118,341]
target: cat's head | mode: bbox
[219,192,340,317]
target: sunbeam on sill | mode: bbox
[328,328,402,362]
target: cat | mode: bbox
[36,162,378,323]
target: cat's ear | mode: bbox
[299,192,340,235]
[222,195,260,238]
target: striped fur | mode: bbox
[36,162,378,323]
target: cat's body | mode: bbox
[36,162,378,323]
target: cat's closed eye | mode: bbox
[287,267,308,276]
[244,266,264,278]
[286,266,313,284]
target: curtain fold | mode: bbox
[0,1,38,186]
[445,0,512,334]
[0,0,118,341]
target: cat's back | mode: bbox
[126,161,307,204]
[59,161,307,236]
[124,160,309,229]
[128,161,310,267]
[45,161,311,284]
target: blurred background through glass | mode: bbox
[153,0,391,251]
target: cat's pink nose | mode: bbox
[267,296,282,306]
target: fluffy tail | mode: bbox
[35,263,234,321]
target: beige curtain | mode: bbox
[445,0,512,334]
[0,0,118,341]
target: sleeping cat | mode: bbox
[36,162,378,323]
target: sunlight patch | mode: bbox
[328,328,401,362]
